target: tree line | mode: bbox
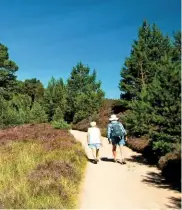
[0,45,105,128]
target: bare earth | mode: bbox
[70,130,181,210]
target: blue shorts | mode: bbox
[111,137,125,146]
[88,143,101,149]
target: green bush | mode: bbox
[51,119,71,130]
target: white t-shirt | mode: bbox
[87,127,101,144]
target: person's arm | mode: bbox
[119,122,127,135]
[100,130,103,146]
[119,122,128,140]
[87,128,90,144]
[107,123,111,142]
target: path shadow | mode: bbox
[86,157,97,164]
[166,196,181,209]
[125,154,152,166]
[142,171,181,192]
[126,154,181,192]
[100,157,127,164]
[100,157,115,162]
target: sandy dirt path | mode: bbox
[70,130,181,210]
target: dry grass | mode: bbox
[0,124,87,209]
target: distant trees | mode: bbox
[23,78,44,106]
[0,43,104,128]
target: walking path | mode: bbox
[71,130,181,209]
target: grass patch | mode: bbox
[0,124,87,209]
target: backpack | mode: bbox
[111,122,123,137]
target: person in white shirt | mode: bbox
[87,121,103,164]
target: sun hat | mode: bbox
[109,114,118,121]
[90,121,96,127]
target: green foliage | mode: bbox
[44,77,67,121]
[30,102,48,124]
[53,106,64,121]
[66,62,105,123]
[152,141,173,156]
[0,94,49,127]
[23,78,44,106]
[122,87,153,137]
[0,42,104,128]
[0,43,18,99]
[11,94,32,123]
[119,21,181,159]
[51,119,71,130]
[0,99,19,127]
[119,21,171,103]
[0,94,32,127]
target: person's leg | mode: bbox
[91,148,96,160]
[119,145,126,163]
[119,145,124,161]
[112,145,117,161]
[96,148,99,161]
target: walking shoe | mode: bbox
[120,160,126,164]
[113,158,117,163]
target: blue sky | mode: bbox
[0,0,180,98]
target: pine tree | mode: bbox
[0,43,18,99]
[44,77,67,121]
[119,21,171,106]
[66,62,105,123]
[148,54,181,156]
[23,78,44,107]
[120,21,181,158]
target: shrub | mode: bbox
[51,119,71,130]
[126,137,150,153]
[126,138,159,164]
[158,149,181,183]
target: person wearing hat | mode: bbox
[87,121,103,164]
[107,114,127,163]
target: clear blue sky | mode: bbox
[0,0,180,98]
